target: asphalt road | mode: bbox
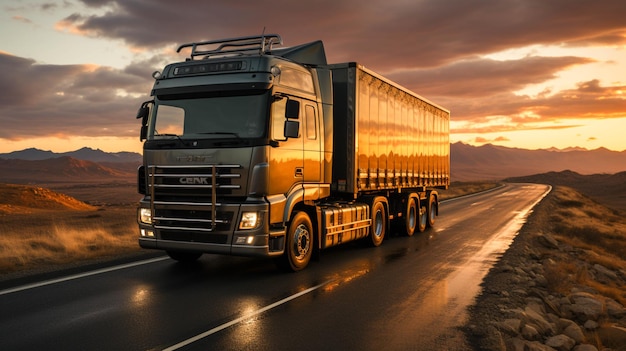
[0,183,550,351]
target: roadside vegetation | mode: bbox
[0,184,139,278]
[542,186,626,306]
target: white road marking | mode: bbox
[162,279,333,351]
[0,256,169,296]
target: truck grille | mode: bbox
[147,164,242,234]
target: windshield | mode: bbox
[149,91,268,140]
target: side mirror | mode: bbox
[285,99,300,119]
[136,105,148,119]
[137,100,153,141]
[284,120,300,138]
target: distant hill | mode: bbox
[0,156,136,184]
[0,147,141,163]
[505,170,626,212]
[451,142,626,181]
[0,183,95,214]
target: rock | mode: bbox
[597,325,626,349]
[563,323,585,343]
[605,298,626,318]
[535,273,549,287]
[525,340,559,351]
[527,300,546,314]
[545,334,576,351]
[538,233,559,249]
[512,288,528,296]
[592,264,617,281]
[500,264,515,272]
[569,293,604,321]
[572,345,598,351]
[499,318,521,335]
[506,337,527,351]
[524,305,556,335]
[556,318,577,331]
[583,320,599,330]
[522,323,540,340]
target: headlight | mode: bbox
[139,208,153,224]
[239,211,261,230]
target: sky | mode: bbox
[1,0,625,154]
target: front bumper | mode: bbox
[137,199,285,257]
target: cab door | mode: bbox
[268,97,304,196]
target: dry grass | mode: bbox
[542,186,626,306]
[0,206,140,275]
[0,183,140,278]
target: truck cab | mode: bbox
[137,35,332,267]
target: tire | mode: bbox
[279,211,314,272]
[369,200,387,247]
[403,197,418,237]
[167,251,202,263]
[417,200,427,233]
[427,194,437,227]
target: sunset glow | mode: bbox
[1,0,625,153]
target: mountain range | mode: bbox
[0,147,142,163]
[0,156,138,184]
[451,142,626,181]
[0,143,625,184]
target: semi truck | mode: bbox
[136,34,450,271]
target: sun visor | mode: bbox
[272,40,327,66]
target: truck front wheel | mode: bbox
[279,211,313,272]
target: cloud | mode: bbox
[0,52,153,140]
[3,0,626,146]
[12,15,32,24]
[446,78,626,134]
[474,136,511,144]
[62,0,626,69]
[388,56,595,98]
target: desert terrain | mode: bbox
[0,181,142,280]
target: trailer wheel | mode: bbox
[279,211,313,272]
[418,200,428,233]
[403,197,418,237]
[167,251,202,263]
[369,200,387,246]
[427,194,437,227]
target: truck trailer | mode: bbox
[136,34,450,271]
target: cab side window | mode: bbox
[271,98,287,140]
[305,105,317,140]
